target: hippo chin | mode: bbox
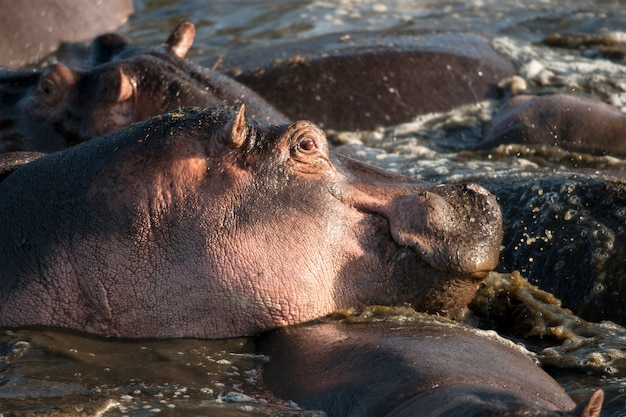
[259,318,604,417]
[0,107,502,338]
[0,21,286,153]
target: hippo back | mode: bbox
[259,319,577,417]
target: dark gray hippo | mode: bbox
[258,318,604,417]
[475,171,626,326]
[479,94,626,157]
[0,0,133,68]
[0,107,503,338]
[1,24,515,152]
[0,22,287,153]
[209,30,516,130]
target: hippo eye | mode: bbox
[298,137,316,152]
[39,80,54,95]
[38,78,57,97]
[36,78,62,105]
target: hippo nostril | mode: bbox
[464,182,491,196]
[332,153,502,279]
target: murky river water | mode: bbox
[2,0,626,416]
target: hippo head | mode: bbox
[0,21,285,153]
[121,106,503,325]
[0,107,502,338]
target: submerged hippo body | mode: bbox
[0,107,502,338]
[259,319,603,417]
[211,30,516,130]
[478,172,626,325]
[0,0,133,68]
[0,22,287,153]
[480,94,626,156]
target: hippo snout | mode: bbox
[388,182,503,277]
[333,153,502,278]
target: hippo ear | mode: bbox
[575,389,603,417]
[165,21,196,58]
[90,33,132,65]
[223,105,247,149]
[99,68,135,103]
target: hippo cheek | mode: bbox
[386,183,502,278]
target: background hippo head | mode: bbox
[0,21,286,153]
[0,107,502,338]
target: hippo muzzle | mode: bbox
[386,183,503,275]
[333,153,503,277]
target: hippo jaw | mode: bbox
[389,185,502,316]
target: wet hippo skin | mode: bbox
[0,22,287,153]
[210,30,516,130]
[0,151,46,181]
[479,94,626,157]
[477,171,626,326]
[0,25,513,152]
[258,319,603,417]
[0,0,133,68]
[0,107,502,338]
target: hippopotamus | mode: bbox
[0,21,287,153]
[1,23,516,152]
[0,107,502,338]
[475,171,626,326]
[258,318,604,417]
[479,94,626,157]
[209,30,516,130]
[0,0,133,68]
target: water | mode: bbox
[3,0,626,416]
